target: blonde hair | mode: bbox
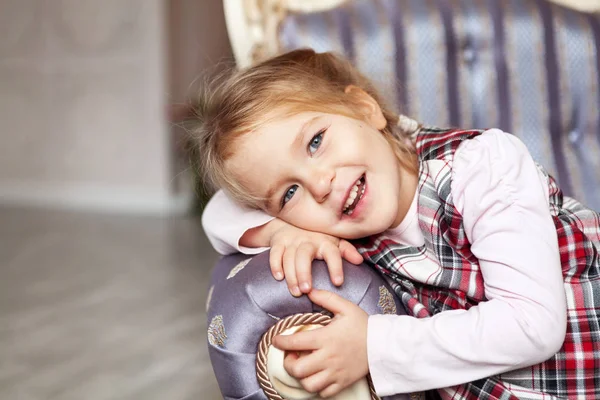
[188,49,417,209]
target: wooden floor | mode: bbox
[0,206,223,399]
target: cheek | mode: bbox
[285,201,327,229]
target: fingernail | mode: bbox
[334,277,343,286]
[291,286,301,297]
[300,282,311,292]
[274,272,283,280]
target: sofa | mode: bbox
[206,1,600,399]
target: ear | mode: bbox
[344,85,387,130]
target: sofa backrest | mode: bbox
[275,0,600,210]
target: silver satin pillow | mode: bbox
[206,251,412,400]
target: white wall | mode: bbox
[0,0,181,214]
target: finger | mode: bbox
[272,329,322,352]
[295,242,316,293]
[283,247,301,297]
[319,383,345,398]
[308,289,354,315]
[283,350,324,379]
[319,244,344,286]
[269,244,285,281]
[338,240,363,265]
[300,370,335,395]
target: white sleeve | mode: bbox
[367,129,566,395]
[201,190,274,255]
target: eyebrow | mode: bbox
[263,115,320,211]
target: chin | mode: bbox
[369,215,396,235]
[343,225,383,240]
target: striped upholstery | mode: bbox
[278,0,600,210]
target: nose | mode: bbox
[306,167,335,203]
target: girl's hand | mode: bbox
[273,289,369,397]
[268,221,363,297]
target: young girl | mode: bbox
[193,49,600,399]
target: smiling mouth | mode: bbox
[342,175,366,215]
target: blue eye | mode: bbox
[281,185,298,208]
[308,130,325,154]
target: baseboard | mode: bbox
[0,181,194,216]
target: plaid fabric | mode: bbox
[355,127,600,399]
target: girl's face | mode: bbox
[227,97,417,239]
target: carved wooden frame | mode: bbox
[223,0,347,68]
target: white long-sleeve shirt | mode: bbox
[201,129,566,395]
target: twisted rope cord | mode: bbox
[256,312,380,400]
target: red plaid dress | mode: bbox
[356,127,600,399]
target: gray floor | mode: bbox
[0,206,223,399]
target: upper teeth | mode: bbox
[343,178,364,212]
